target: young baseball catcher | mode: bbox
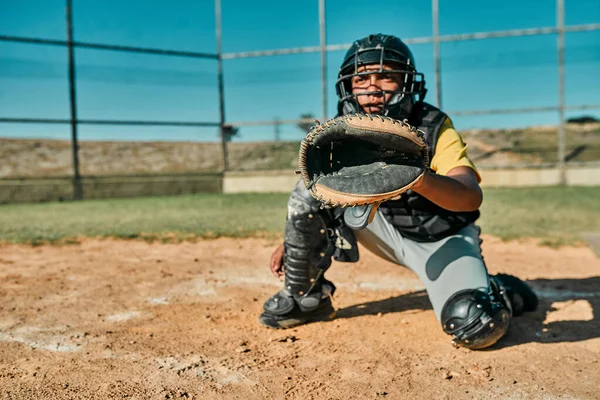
[258,33,538,349]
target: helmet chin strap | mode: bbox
[342,100,359,116]
[384,92,414,120]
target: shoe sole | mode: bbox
[258,307,337,329]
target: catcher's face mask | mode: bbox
[336,34,427,118]
[350,64,405,114]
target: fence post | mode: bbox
[66,0,82,200]
[215,0,228,171]
[556,0,567,185]
[319,0,327,121]
[432,0,442,109]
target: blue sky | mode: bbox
[0,0,598,142]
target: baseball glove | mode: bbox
[298,113,429,223]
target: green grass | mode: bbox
[0,193,289,244]
[0,187,599,246]
[478,186,600,246]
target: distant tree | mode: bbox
[221,124,240,142]
[566,115,599,124]
[297,113,316,133]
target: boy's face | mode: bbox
[351,64,404,114]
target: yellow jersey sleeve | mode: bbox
[430,118,481,183]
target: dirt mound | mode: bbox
[0,139,297,178]
[1,236,599,399]
[2,123,599,178]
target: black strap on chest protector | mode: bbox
[409,101,448,160]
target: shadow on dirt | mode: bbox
[334,290,432,319]
[333,277,600,349]
[493,276,600,349]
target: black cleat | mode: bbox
[493,273,538,316]
[258,295,336,329]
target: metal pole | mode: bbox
[432,0,442,108]
[215,0,228,171]
[319,0,327,121]
[274,117,281,141]
[66,0,82,200]
[557,0,566,184]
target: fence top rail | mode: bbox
[0,35,219,59]
[4,22,598,61]
[221,23,600,59]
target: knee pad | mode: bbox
[441,289,510,350]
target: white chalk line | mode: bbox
[195,275,600,300]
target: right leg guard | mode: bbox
[441,288,511,350]
[259,183,337,329]
[440,274,538,349]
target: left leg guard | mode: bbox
[259,183,339,329]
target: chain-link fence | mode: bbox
[1,0,599,202]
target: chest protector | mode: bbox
[378,102,480,242]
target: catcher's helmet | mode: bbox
[336,34,427,119]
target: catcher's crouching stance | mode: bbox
[259,34,538,350]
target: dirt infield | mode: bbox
[1,237,599,399]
